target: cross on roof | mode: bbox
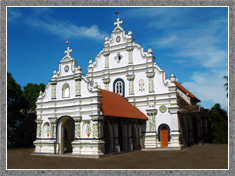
[114,18,123,28]
[65,46,73,56]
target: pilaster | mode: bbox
[51,82,57,99]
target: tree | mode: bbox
[224,76,228,97]
[7,72,46,148]
[7,72,26,148]
[21,83,46,147]
[207,103,228,144]
[23,83,46,113]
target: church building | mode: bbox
[33,16,208,157]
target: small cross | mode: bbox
[114,18,123,28]
[65,46,73,56]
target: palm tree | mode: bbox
[224,76,228,97]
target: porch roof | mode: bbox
[99,89,148,120]
[174,82,200,102]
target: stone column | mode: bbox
[102,78,110,91]
[75,78,81,96]
[126,75,135,95]
[149,114,156,131]
[128,49,133,64]
[71,117,82,155]
[74,117,82,139]
[36,119,43,138]
[142,109,158,150]
[104,53,110,68]
[146,72,155,93]
[48,117,57,139]
[51,83,57,99]
[92,121,100,138]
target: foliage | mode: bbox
[224,76,228,97]
[7,72,45,148]
[206,103,228,144]
[23,83,46,113]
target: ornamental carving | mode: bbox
[129,80,134,95]
[86,122,91,137]
[149,115,156,131]
[92,121,99,138]
[138,79,145,92]
[128,50,133,64]
[75,80,81,96]
[51,84,56,99]
[75,123,81,138]
[148,78,154,92]
[45,124,50,137]
[160,105,167,113]
[50,122,56,138]
[37,123,41,138]
[105,84,109,91]
[105,55,109,68]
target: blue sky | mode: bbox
[7,7,228,111]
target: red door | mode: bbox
[161,127,168,147]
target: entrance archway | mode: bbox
[132,122,139,150]
[103,119,114,154]
[161,126,169,147]
[57,116,74,154]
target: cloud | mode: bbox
[153,18,228,68]
[125,7,228,111]
[182,70,228,110]
[28,19,107,40]
[8,8,107,41]
[7,8,22,22]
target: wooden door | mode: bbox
[161,127,168,147]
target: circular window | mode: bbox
[64,65,69,72]
[116,36,121,43]
[160,105,167,113]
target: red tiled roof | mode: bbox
[99,89,148,120]
[174,82,200,102]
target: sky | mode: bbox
[7,7,228,112]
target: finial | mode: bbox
[66,39,70,46]
[105,36,109,41]
[89,60,93,65]
[115,11,119,18]
[148,48,153,54]
[53,70,57,75]
[128,31,132,36]
[170,73,176,83]
[77,65,81,71]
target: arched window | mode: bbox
[62,83,70,98]
[113,78,125,97]
[43,122,50,138]
[115,81,123,95]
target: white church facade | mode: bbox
[33,17,208,157]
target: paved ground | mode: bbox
[7,144,228,169]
